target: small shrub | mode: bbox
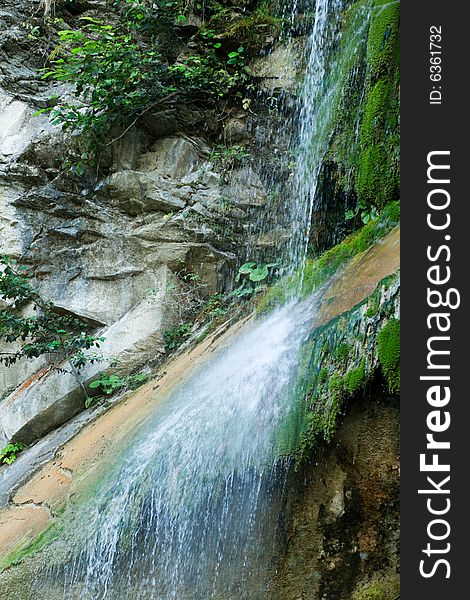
[231,261,279,299]
[164,323,192,352]
[86,371,149,406]
[0,256,104,370]
[0,442,26,466]
[210,144,249,169]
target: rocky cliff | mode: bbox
[0,0,400,598]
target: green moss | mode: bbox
[318,367,328,385]
[212,1,281,46]
[377,318,400,393]
[329,372,343,393]
[0,522,63,571]
[356,0,400,209]
[366,0,400,84]
[365,293,379,318]
[335,343,350,364]
[321,0,399,213]
[257,201,399,313]
[343,359,367,395]
[354,585,384,600]
[352,578,400,600]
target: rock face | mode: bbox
[0,4,262,442]
[0,89,243,440]
[0,1,400,598]
[272,390,400,600]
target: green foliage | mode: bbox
[210,144,249,169]
[0,256,104,370]
[168,42,246,98]
[0,442,26,466]
[377,318,400,393]
[345,204,379,225]
[164,322,192,352]
[38,2,250,163]
[201,293,227,320]
[231,261,279,299]
[87,371,149,405]
[39,14,170,165]
[89,373,126,396]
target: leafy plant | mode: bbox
[86,371,149,406]
[227,46,245,66]
[345,203,379,225]
[164,322,192,352]
[89,373,127,396]
[37,3,249,164]
[210,144,249,168]
[202,293,227,320]
[0,256,104,370]
[231,261,279,299]
[0,442,26,466]
[37,15,170,166]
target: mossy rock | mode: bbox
[318,0,400,216]
[377,317,400,393]
[352,575,400,600]
[256,201,400,313]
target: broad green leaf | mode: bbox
[249,265,269,282]
[238,262,256,274]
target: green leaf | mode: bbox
[249,264,269,282]
[238,262,256,274]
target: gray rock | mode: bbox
[100,170,187,215]
[138,137,200,180]
[222,166,267,206]
[249,38,305,92]
[0,265,174,446]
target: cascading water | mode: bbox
[245,0,344,275]
[43,1,361,598]
[285,0,342,274]
[55,294,320,599]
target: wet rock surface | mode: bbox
[272,387,400,600]
[0,1,400,597]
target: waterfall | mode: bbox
[286,0,343,274]
[56,294,320,599]
[44,2,357,597]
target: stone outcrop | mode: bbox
[1,4,271,443]
[272,390,400,600]
[0,226,399,596]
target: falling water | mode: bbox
[53,295,319,599]
[245,0,344,277]
[286,0,343,274]
[42,2,360,598]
